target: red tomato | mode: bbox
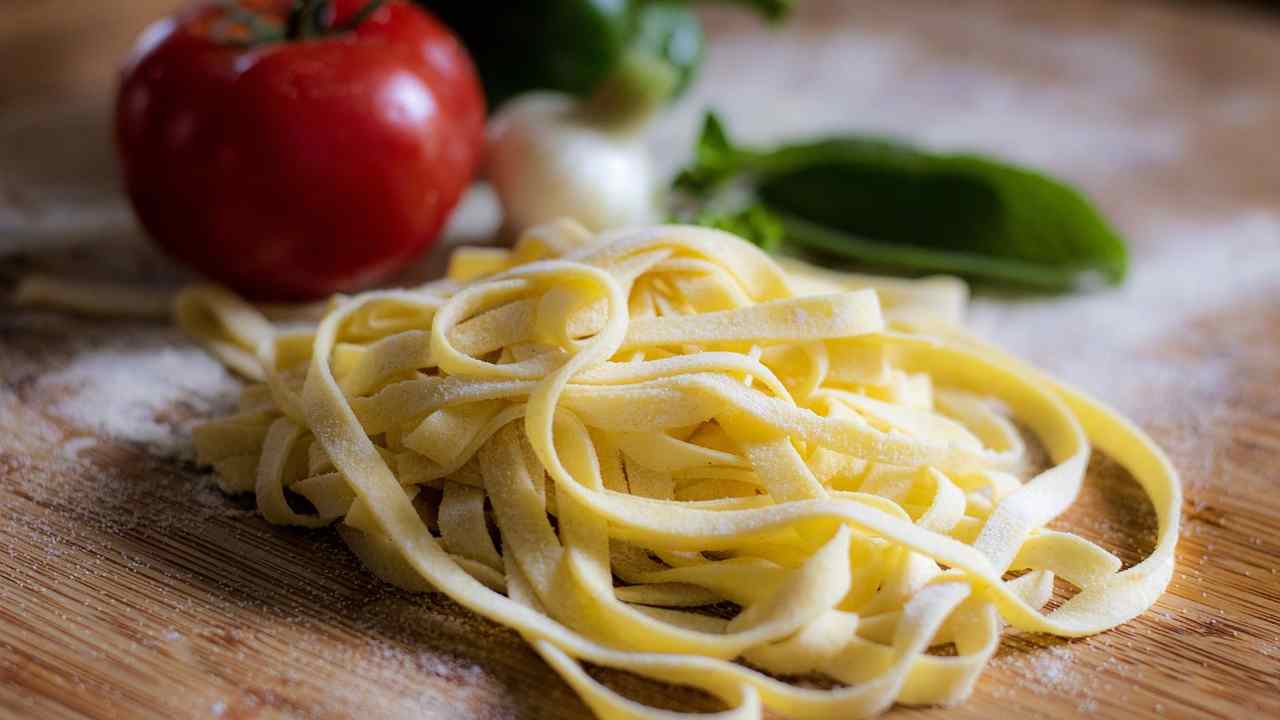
[116,0,485,301]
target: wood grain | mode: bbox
[3,1,1279,718]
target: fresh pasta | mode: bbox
[181,221,1180,719]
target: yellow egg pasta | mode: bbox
[179,221,1179,719]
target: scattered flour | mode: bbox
[37,346,239,454]
[968,212,1280,418]
[1025,644,1082,694]
[988,638,1134,714]
[60,435,99,459]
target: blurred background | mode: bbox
[2,0,1278,253]
[0,1,1276,111]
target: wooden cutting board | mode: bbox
[2,1,1279,718]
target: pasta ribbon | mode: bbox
[183,222,1179,719]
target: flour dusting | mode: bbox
[1025,645,1083,694]
[38,346,239,454]
[969,212,1280,417]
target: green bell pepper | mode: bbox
[420,0,790,110]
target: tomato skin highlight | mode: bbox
[116,1,486,301]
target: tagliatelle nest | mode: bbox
[182,220,1179,720]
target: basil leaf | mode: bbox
[675,112,1128,291]
[694,204,786,253]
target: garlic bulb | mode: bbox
[486,92,659,233]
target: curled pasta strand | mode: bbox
[181,222,1179,720]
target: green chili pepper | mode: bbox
[675,113,1128,291]
[420,1,789,110]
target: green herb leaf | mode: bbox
[694,204,786,253]
[674,112,737,192]
[675,112,1128,291]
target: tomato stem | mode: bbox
[211,1,285,46]
[338,0,390,32]
[285,0,333,40]
[213,0,388,47]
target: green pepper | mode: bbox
[675,113,1128,291]
[420,1,790,110]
